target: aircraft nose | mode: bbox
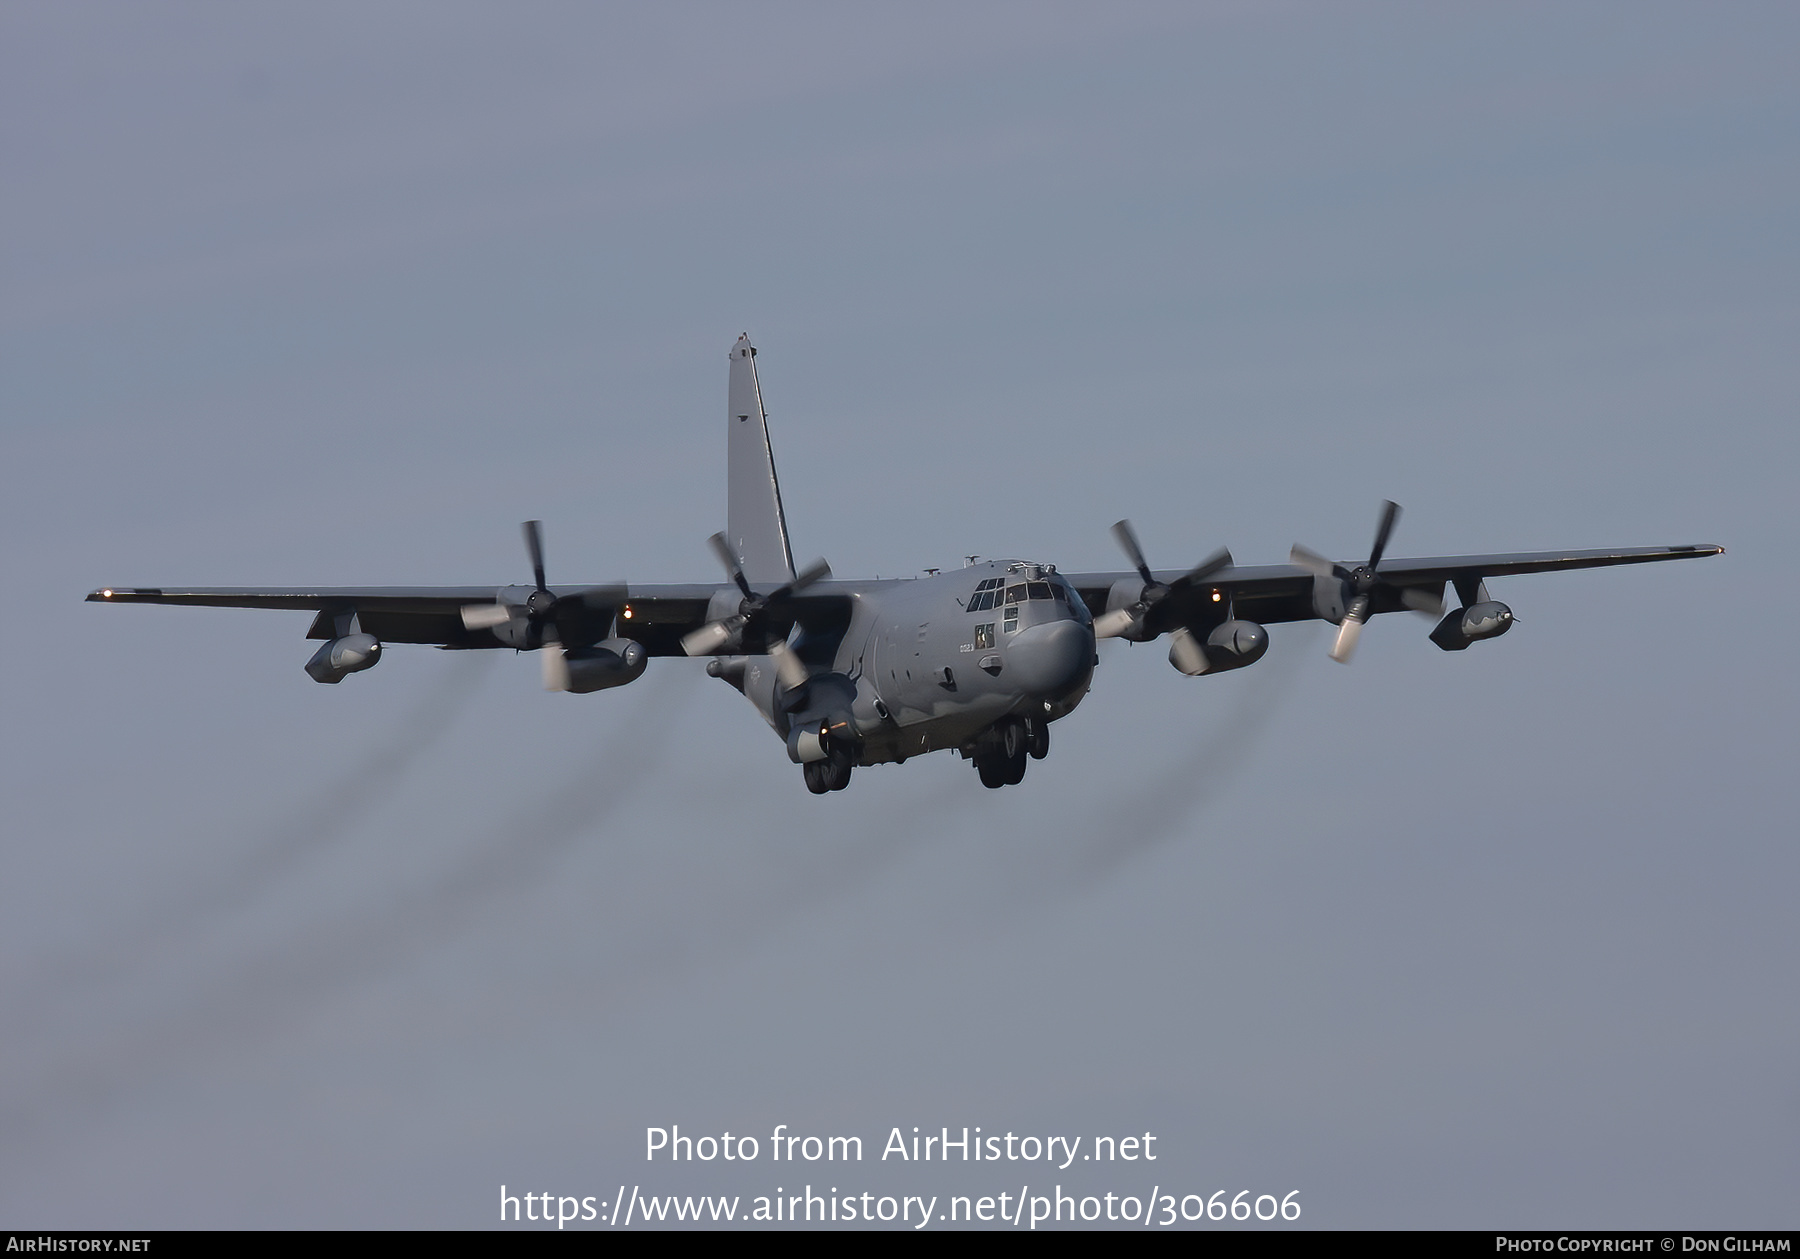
[1006,618,1094,701]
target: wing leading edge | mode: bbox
[92,543,1719,649]
[83,583,837,655]
[1063,543,1724,628]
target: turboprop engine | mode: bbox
[1428,601,1515,651]
[304,633,381,684]
[1166,620,1269,676]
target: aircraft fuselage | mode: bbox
[722,560,1095,771]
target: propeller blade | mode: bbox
[763,557,832,605]
[681,619,738,657]
[1289,544,1338,579]
[767,639,810,691]
[560,584,628,609]
[1173,547,1234,589]
[523,520,548,592]
[1110,520,1155,587]
[555,584,628,640]
[1368,500,1401,569]
[460,603,514,630]
[1167,626,1211,675]
[1092,608,1138,639]
[708,532,755,599]
[551,594,616,653]
[541,643,570,692]
[1330,594,1372,663]
[786,557,832,593]
[1400,586,1444,618]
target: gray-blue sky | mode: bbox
[2,2,1794,1228]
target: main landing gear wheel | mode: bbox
[1002,745,1026,785]
[804,748,855,794]
[1000,717,1027,784]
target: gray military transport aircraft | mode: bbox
[90,335,1722,794]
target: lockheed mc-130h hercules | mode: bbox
[90,335,1722,794]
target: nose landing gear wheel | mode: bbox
[1025,716,1050,760]
[803,761,830,794]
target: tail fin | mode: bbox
[726,334,797,585]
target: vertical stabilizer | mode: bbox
[727,334,797,585]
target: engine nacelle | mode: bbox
[1168,619,1269,676]
[305,633,381,684]
[1429,601,1514,651]
[786,719,833,764]
[784,697,861,764]
[557,638,648,693]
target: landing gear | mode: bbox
[803,747,855,794]
[974,716,1030,789]
[1025,715,1050,760]
[1001,733,1026,785]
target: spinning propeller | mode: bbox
[1092,519,1233,640]
[459,520,623,650]
[1289,500,1443,664]
[680,533,830,692]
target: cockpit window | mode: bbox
[1027,581,1052,601]
[1004,584,1026,604]
[967,578,1006,614]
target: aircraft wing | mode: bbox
[85,583,731,654]
[1063,543,1724,627]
